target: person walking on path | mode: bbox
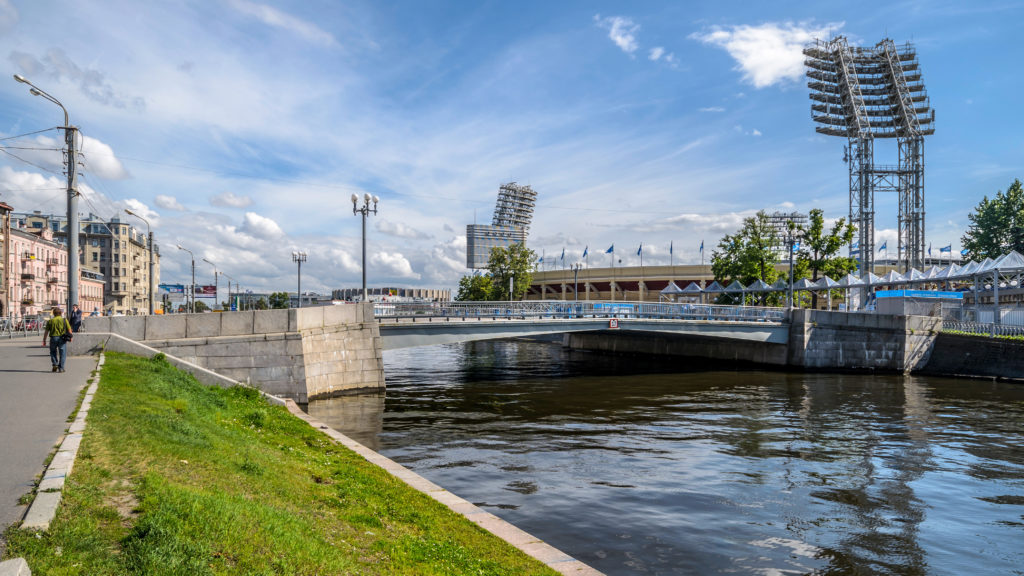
[70,304,83,333]
[42,307,73,373]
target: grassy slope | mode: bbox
[4,352,558,576]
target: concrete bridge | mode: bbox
[72,301,942,403]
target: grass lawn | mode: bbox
[4,352,559,576]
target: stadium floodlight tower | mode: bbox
[804,36,935,274]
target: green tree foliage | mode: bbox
[254,297,269,310]
[962,179,1024,260]
[268,292,290,309]
[712,211,781,305]
[455,274,492,301]
[193,300,210,313]
[797,209,857,309]
[454,243,536,301]
[487,242,536,300]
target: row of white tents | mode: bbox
[661,250,1024,298]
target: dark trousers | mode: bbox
[49,337,67,370]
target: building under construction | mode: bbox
[466,182,537,269]
[804,37,935,273]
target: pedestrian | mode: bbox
[42,307,73,373]
[90,307,100,317]
[70,303,83,333]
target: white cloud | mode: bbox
[699,106,726,113]
[376,219,432,240]
[370,251,420,279]
[692,21,843,88]
[121,198,159,224]
[0,0,18,34]
[239,211,284,239]
[594,15,640,55]
[752,129,762,136]
[80,135,130,180]
[155,194,186,211]
[649,47,665,61]
[227,0,337,47]
[210,191,254,208]
[8,48,145,109]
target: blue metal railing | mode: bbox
[374,301,788,323]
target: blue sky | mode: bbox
[0,0,1021,292]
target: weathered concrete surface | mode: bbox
[919,332,1024,380]
[79,304,382,402]
[0,558,31,576]
[787,310,940,372]
[565,310,942,374]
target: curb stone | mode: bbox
[0,558,30,576]
[20,353,103,531]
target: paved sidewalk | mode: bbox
[0,337,92,555]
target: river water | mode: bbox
[307,340,1024,575]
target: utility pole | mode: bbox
[351,193,379,302]
[13,75,78,311]
[202,258,218,310]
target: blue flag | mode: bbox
[928,243,932,256]
[961,248,970,256]
[940,244,952,253]
[560,248,565,262]
[637,243,643,256]
[605,244,614,254]
[582,246,588,259]
[879,241,888,252]
[669,241,673,255]
[699,240,704,254]
[538,256,544,263]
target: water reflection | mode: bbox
[307,341,1024,576]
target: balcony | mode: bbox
[49,300,60,306]
[21,251,34,260]
[46,257,59,266]
[21,298,33,306]
[47,277,58,284]
[20,273,35,281]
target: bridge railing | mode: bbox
[374,301,788,323]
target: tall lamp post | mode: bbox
[14,74,79,312]
[202,258,218,310]
[351,193,379,302]
[176,244,195,313]
[571,263,582,302]
[124,209,154,315]
[292,251,307,308]
[221,272,235,311]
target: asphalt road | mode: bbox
[0,337,92,555]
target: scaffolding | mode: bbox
[492,182,537,230]
[465,182,538,269]
[805,37,934,273]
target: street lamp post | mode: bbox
[292,252,307,308]
[202,258,218,310]
[124,209,154,315]
[221,273,235,311]
[351,193,379,302]
[14,74,79,312]
[571,263,582,302]
[176,245,195,313]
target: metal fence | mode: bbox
[943,320,1024,338]
[374,300,788,323]
[1,314,47,338]
[940,303,1024,337]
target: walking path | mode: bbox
[0,338,92,556]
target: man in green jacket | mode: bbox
[43,307,73,373]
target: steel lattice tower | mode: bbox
[804,37,935,273]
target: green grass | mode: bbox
[945,329,1024,342]
[3,352,558,575]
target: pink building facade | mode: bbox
[7,227,70,318]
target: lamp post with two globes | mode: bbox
[351,193,379,303]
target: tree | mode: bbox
[712,211,782,304]
[486,242,536,300]
[268,292,290,309]
[962,179,1024,261]
[454,243,536,301]
[797,209,857,309]
[254,297,269,310]
[193,300,210,313]
[455,274,492,301]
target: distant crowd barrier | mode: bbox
[374,300,788,323]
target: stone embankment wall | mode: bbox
[920,332,1024,380]
[77,304,382,402]
[566,309,942,373]
[786,310,940,372]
